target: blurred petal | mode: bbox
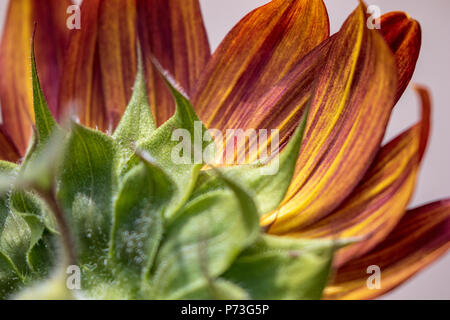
[324,200,450,300]
[59,0,138,131]
[263,4,398,234]
[98,0,137,127]
[33,0,72,114]
[0,127,20,162]
[193,0,330,130]
[58,0,108,131]
[0,0,31,152]
[380,12,422,103]
[138,0,211,125]
[0,0,70,153]
[291,86,431,266]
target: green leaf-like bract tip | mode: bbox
[30,34,60,144]
[113,46,156,149]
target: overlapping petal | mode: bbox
[98,0,138,127]
[233,38,333,164]
[291,86,431,267]
[324,200,450,300]
[0,0,70,155]
[138,0,211,125]
[231,10,422,164]
[263,4,398,234]
[58,0,136,132]
[193,0,330,130]
[380,12,422,103]
[58,0,210,130]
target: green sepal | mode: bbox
[0,161,47,288]
[223,235,342,300]
[30,35,60,146]
[0,251,22,299]
[26,231,56,276]
[0,206,34,278]
[110,159,171,292]
[10,191,58,234]
[113,48,156,162]
[129,69,213,222]
[20,36,63,193]
[57,123,117,267]
[150,172,259,299]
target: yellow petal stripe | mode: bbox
[324,200,450,300]
[263,3,397,234]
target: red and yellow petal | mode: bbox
[233,37,333,164]
[324,200,450,300]
[58,0,106,131]
[263,3,398,234]
[291,86,431,267]
[138,0,211,125]
[58,0,137,132]
[98,0,138,127]
[193,0,330,130]
[231,10,422,164]
[380,12,422,104]
[0,0,70,154]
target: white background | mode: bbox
[0,0,448,299]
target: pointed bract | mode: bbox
[30,34,60,145]
[132,65,213,221]
[113,48,156,148]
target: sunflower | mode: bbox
[0,0,448,300]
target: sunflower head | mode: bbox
[0,0,448,300]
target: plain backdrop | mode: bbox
[0,0,448,299]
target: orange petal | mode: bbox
[98,0,138,127]
[232,10,421,158]
[324,199,450,300]
[192,0,330,130]
[59,0,137,132]
[0,0,70,154]
[380,12,422,104]
[33,0,72,115]
[138,0,211,125]
[233,37,333,163]
[0,127,20,162]
[58,0,105,131]
[263,3,398,234]
[290,86,431,266]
